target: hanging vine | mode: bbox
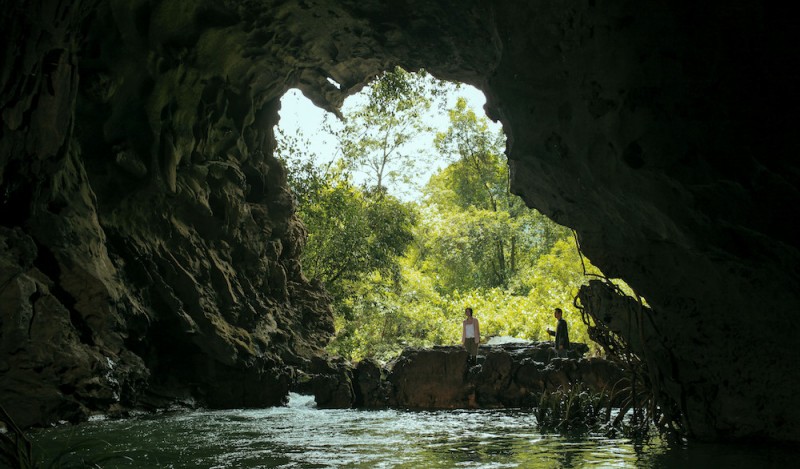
[571,230,685,439]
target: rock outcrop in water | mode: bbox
[1,0,799,443]
[304,343,623,410]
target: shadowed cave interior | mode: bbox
[1,0,799,445]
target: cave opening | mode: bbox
[273,70,621,364]
[1,0,796,453]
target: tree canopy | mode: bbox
[276,69,617,362]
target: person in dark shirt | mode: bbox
[546,307,569,357]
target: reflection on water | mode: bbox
[27,393,798,468]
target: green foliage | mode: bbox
[277,71,628,363]
[277,142,415,308]
[418,97,567,294]
[331,66,449,193]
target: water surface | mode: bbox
[28,394,796,468]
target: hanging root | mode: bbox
[573,278,686,440]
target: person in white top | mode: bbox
[461,307,480,364]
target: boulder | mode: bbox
[386,347,473,409]
[344,344,623,411]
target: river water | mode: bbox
[27,393,796,468]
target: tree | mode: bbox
[331,67,447,196]
[275,81,618,363]
[433,97,508,212]
[416,97,540,291]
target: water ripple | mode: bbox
[27,393,799,468]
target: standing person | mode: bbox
[546,307,569,357]
[462,307,480,364]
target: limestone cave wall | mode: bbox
[1,0,798,443]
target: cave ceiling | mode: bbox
[1,0,799,443]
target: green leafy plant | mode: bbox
[276,71,627,363]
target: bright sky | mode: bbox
[276,80,502,201]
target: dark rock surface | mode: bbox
[305,356,355,409]
[2,0,799,442]
[308,343,621,410]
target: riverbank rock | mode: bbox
[301,343,624,411]
[353,358,391,408]
[386,347,473,409]
[305,356,355,409]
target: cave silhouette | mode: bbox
[1,0,798,444]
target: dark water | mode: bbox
[27,394,797,468]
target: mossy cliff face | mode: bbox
[1,0,799,443]
[0,0,335,426]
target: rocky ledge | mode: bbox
[298,342,624,410]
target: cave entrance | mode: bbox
[275,69,603,363]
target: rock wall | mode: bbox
[485,1,800,443]
[0,0,335,427]
[2,0,799,443]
